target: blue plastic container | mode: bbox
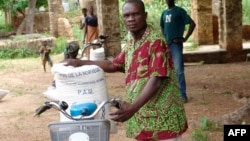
[70,102,97,117]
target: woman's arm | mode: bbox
[64,59,118,73]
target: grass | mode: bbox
[224,89,233,95]
[0,57,40,72]
[0,53,63,96]
[0,47,39,59]
[192,128,209,141]
[200,116,221,131]
[0,58,39,96]
[192,116,222,141]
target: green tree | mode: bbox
[0,0,48,34]
[0,0,48,15]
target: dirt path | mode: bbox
[0,55,250,141]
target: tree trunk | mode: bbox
[191,99,250,129]
[203,99,250,128]
[217,99,250,125]
[16,0,37,35]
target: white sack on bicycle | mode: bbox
[51,63,117,133]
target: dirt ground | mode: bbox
[0,54,250,141]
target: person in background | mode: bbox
[63,41,80,60]
[64,0,188,140]
[160,0,196,103]
[43,41,80,99]
[51,41,80,87]
[84,5,99,60]
[80,8,87,45]
[39,40,53,72]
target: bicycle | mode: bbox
[81,35,108,59]
[34,98,121,141]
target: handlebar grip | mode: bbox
[112,100,121,109]
[60,101,68,111]
[34,102,51,116]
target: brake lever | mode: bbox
[34,102,52,116]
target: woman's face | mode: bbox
[88,6,94,14]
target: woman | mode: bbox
[84,5,99,60]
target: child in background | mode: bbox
[39,40,53,72]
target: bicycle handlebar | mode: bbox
[34,101,68,116]
[34,98,121,120]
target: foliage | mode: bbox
[185,42,199,51]
[0,11,12,33]
[118,0,126,39]
[144,0,165,31]
[192,128,209,141]
[63,2,82,42]
[0,0,11,11]
[36,0,48,9]
[176,0,191,14]
[0,24,12,33]
[191,116,222,141]
[65,5,81,19]
[72,23,82,41]
[12,0,28,15]
[52,37,68,54]
[242,0,250,24]
[0,47,38,59]
[201,116,221,131]
[0,0,48,16]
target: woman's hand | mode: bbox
[110,101,139,122]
